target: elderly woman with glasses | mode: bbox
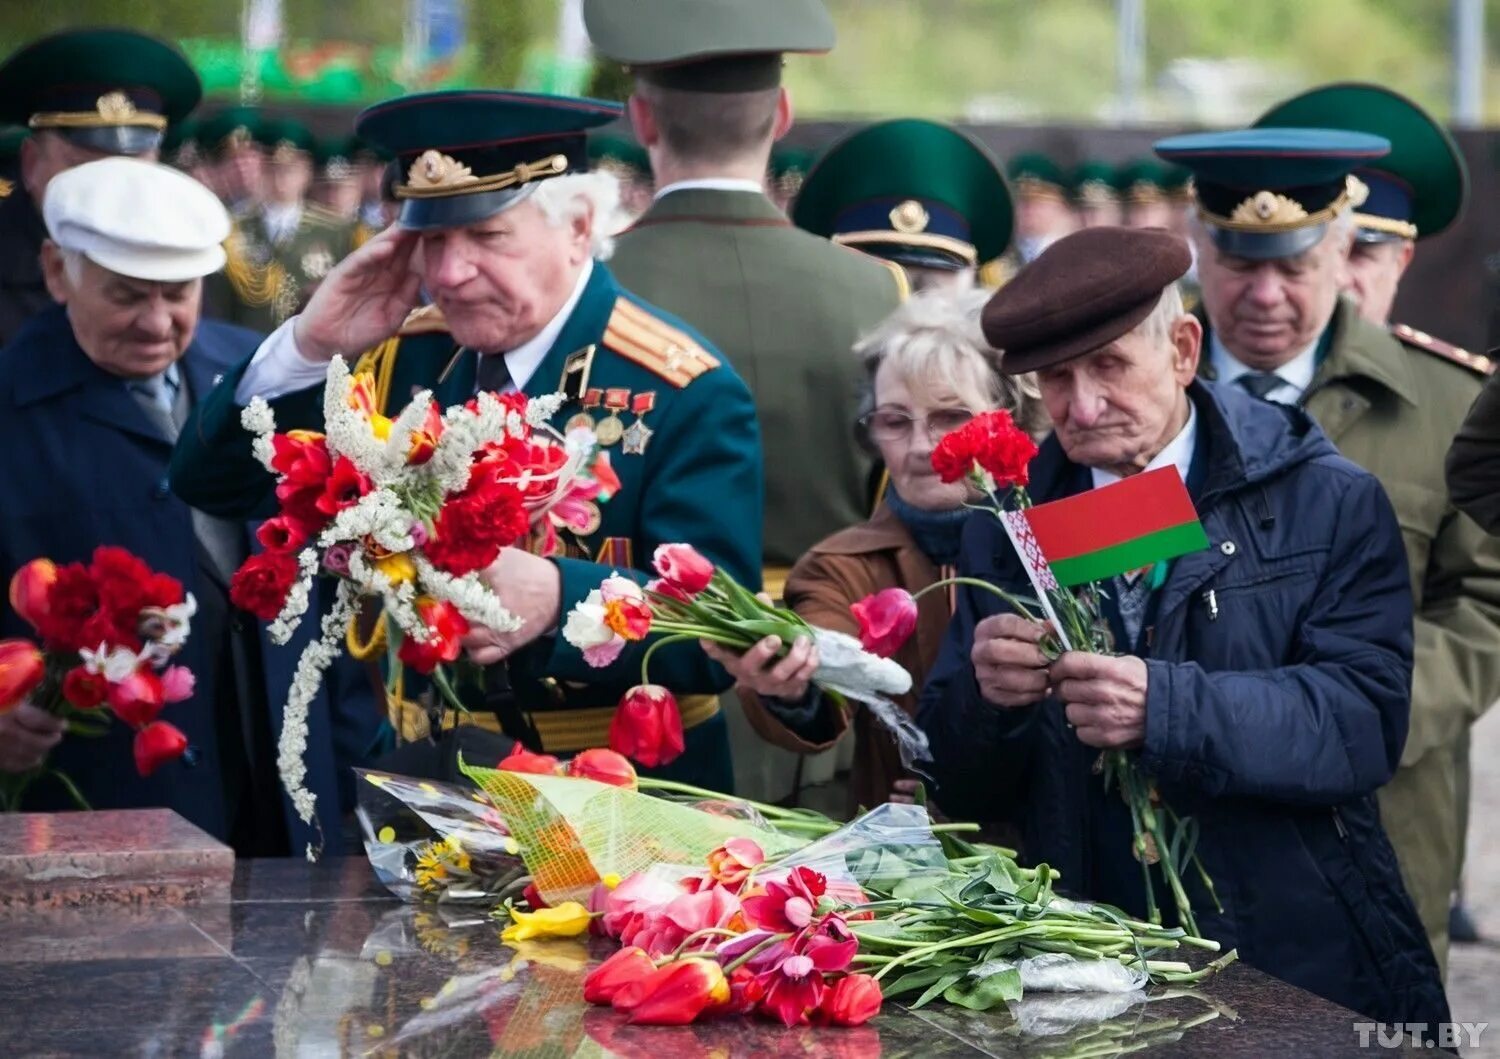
[704,289,1047,813]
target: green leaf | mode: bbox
[883,964,960,1000]
[943,968,1024,1011]
[910,970,966,1010]
[943,893,1009,926]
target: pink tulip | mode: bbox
[850,587,919,657]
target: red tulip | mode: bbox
[754,952,826,1028]
[107,667,167,725]
[0,639,44,712]
[255,515,310,553]
[850,587,919,658]
[499,743,561,775]
[396,598,469,675]
[567,747,638,789]
[314,456,373,517]
[133,720,188,776]
[8,558,56,631]
[609,685,685,768]
[819,974,882,1026]
[621,958,730,1025]
[583,946,656,1005]
[651,543,714,595]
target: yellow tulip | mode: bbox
[500,901,593,943]
[375,553,417,585]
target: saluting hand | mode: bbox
[293,225,423,362]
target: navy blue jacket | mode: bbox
[0,306,380,851]
[918,380,1447,1026]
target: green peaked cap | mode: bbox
[1254,82,1466,240]
[793,118,1012,266]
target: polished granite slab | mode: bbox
[0,858,1431,1057]
[0,808,233,909]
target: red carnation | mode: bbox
[396,598,470,675]
[229,551,300,621]
[931,410,1038,487]
[425,476,529,576]
[35,562,101,652]
[315,456,373,517]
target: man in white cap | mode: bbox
[0,157,380,856]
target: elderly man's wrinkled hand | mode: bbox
[702,635,818,701]
[460,548,563,665]
[0,702,65,774]
[972,613,1051,708]
[1050,651,1148,750]
[294,225,423,362]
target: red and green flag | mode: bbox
[1019,466,1209,587]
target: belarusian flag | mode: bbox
[1021,466,1209,587]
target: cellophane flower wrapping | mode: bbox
[355,769,530,904]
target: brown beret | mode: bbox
[983,226,1191,374]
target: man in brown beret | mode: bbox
[919,225,1446,1028]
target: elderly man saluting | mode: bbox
[170,91,762,791]
[917,223,1447,1027]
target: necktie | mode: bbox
[1236,372,1283,401]
[476,352,512,395]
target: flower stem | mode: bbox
[911,577,1040,624]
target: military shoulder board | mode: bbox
[604,298,720,389]
[1390,322,1496,376]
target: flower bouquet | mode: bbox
[560,543,929,771]
[1,546,198,809]
[855,409,1218,936]
[233,358,615,854]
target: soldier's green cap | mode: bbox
[794,118,1012,271]
[0,126,27,161]
[162,117,198,155]
[198,106,264,155]
[1007,152,1068,200]
[314,135,361,179]
[1254,82,1466,242]
[1069,160,1123,206]
[583,0,835,93]
[0,28,201,155]
[588,133,651,178]
[355,89,622,231]
[1116,159,1174,203]
[256,116,316,158]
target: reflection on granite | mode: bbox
[0,900,231,963]
[0,858,1433,1057]
[0,808,232,908]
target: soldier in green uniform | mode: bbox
[582,0,906,578]
[311,134,364,222]
[1069,159,1123,229]
[1254,82,1495,957]
[0,28,201,345]
[169,90,762,792]
[197,106,266,214]
[1159,128,1500,975]
[792,117,1013,294]
[1118,158,1179,231]
[204,116,360,334]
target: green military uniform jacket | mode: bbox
[1205,297,1500,970]
[170,263,764,791]
[204,203,359,334]
[608,187,906,573]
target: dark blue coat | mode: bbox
[0,306,380,852]
[918,380,1448,1026]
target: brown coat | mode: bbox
[739,504,953,813]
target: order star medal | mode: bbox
[622,391,656,455]
[596,387,630,446]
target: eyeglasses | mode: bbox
[860,408,975,443]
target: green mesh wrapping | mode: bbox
[460,761,803,904]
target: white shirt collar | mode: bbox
[262,203,302,242]
[1089,400,1198,490]
[481,259,594,393]
[654,177,766,201]
[1209,332,1318,405]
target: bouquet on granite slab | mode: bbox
[1,546,198,809]
[232,358,616,854]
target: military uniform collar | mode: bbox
[631,185,789,226]
[523,260,621,400]
[655,177,764,200]
[1311,296,1420,407]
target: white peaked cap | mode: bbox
[43,157,230,282]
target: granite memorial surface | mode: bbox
[0,857,1433,1057]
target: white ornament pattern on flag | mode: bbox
[1001,510,1073,650]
